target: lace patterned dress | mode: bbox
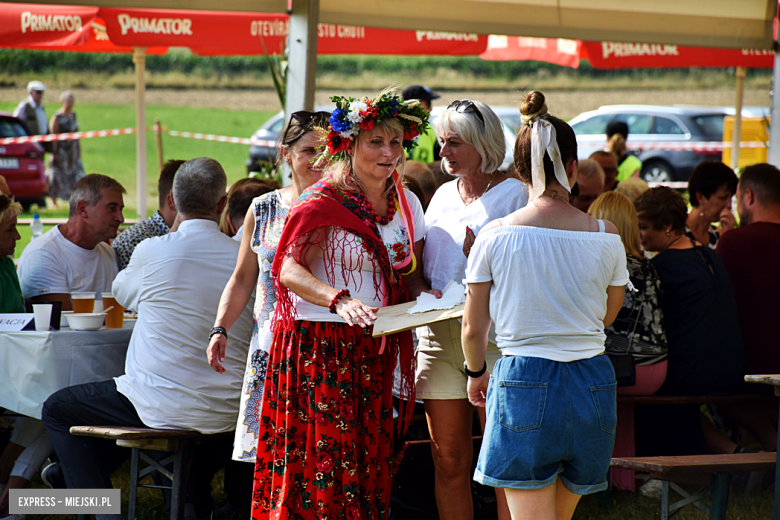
[46,112,85,200]
[232,190,290,462]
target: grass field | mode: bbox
[0,101,275,218]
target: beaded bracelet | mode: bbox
[328,289,351,314]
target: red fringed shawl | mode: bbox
[270,172,417,430]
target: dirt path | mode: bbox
[0,87,771,120]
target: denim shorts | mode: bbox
[474,354,617,495]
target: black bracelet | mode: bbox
[463,360,487,378]
[209,326,228,341]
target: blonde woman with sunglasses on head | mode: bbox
[417,99,528,520]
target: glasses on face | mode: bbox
[447,100,485,125]
[282,111,331,146]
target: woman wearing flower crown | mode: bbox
[250,88,436,520]
[462,91,626,519]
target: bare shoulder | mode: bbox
[481,219,503,233]
[602,219,620,235]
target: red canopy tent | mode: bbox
[1,3,488,216]
[0,4,167,54]
[99,7,487,56]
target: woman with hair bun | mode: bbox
[606,121,642,181]
[462,91,627,519]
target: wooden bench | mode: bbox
[70,426,203,520]
[612,394,770,491]
[611,453,776,520]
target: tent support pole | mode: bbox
[282,0,319,187]
[133,47,147,219]
[769,43,780,167]
[731,67,746,170]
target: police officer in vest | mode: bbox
[13,81,50,151]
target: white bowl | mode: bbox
[65,313,106,331]
[60,311,74,328]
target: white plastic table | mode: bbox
[0,321,134,419]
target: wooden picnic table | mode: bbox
[611,393,767,491]
[744,374,780,520]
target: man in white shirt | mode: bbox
[42,157,253,520]
[18,173,125,309]
[13,81,49,137]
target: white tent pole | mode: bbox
[285,0,319,115]
[283,0,320,187]
[731,66,746,170]
[132,47,147,219]
[768,46,780,167]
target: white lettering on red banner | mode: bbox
[317,24,366,39]
[518,37,547,49]
[250,19,289,38]
[92,23,109,41]
[415,31,479,42]
[117,14,193,36]
[601,42,679,59]
[557,39,578,56]
[741,48,775,56]
[20,12,82,34]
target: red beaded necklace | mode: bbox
[363,189,397,225]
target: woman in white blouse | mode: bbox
[418,99,528,520]
[462,91,626,520]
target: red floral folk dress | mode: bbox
[251,175,418,520]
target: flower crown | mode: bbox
[323,87,431,163]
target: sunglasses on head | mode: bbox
[282,111,331,145]
[447,100,485,125]
[291,111,331,126]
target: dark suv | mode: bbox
[569,105,765,182]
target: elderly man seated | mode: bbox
[42,158,254,520]
[17,173,125,309]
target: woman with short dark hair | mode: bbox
[634,186,743,395]
[685,161,738,249]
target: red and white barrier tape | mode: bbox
[0,127,138,145]
[167,131,273,148]
[579,140,767,152]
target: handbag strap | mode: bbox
[624,258,646,354]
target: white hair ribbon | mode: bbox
[530,118,571,200]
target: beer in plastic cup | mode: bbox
[101,293,124,329]
[32,303,53,331]
[71,292,95,313]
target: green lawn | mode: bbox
[0,102,275,218]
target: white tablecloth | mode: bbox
[0,322,134,419]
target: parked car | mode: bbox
[0,111,46,208]
[247,104,522,174]
[568,105,767,183]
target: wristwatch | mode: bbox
[463,360,487,378]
